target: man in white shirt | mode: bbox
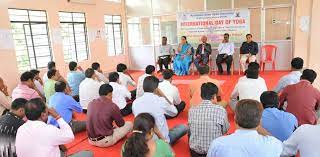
[281,119,320,157]
[117,63,136,99]
[108,72,132,116]
[216,33,235,75]
[158,36,174,72]
[230,62,267,110]
[136,65,156,98]
[207,99,282,157]
[15,98,93,157]
[30,69,45,98]
[274,57,304,93]
[159,69,185,119]
[132,76,188,145]
[92,62,109,83]
[79,68,104,112]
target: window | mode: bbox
[59,12,89,62]
[104,15,123,56]
[9,9,52,72]
[152,18,161,45]
[127,17,142,46]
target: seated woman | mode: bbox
[173,36,193,76]
[122,113,174,157]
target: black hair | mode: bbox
[20,71,35,82]
[162,69,173,80]
[200,82,218,100]
[162,36,167,40]
[47,61,56,70]
[30,69,40,75]
[235,99,263,129]
[108,72,119,82]
[123,113,155,157]
[246,62,260,79]
[145,65,155,75]
[99,84,113,96]
[246,34,252,38]
[260,91,279,109]
[85,68,95,78]
[92,62,100,70]
[117,63,127,72]
[301,69,317,84]
[47,69,57,79]
[55,81,66,92]
[291,57,304,70]
[11,98,28,111]
[181,36,187,40]
[143,76,159,93]
[25,98,46,120]
[198,65,210,75]
[69,61,77,71]
[224,33,230,37]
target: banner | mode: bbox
[177,9,250,47]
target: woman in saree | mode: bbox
[173,36,193,76]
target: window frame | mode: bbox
[59,11,89,62]
[104,15,124,56]
[9,8,53,70]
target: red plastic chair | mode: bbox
[260,45,277,71]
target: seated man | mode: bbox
[117,63,136,99]
[281,118,320,157]
[194,36,212,70]
[48,81,86,134]
[260,91,298,142]
[108,72,132,116]
[158,36,174,72]
[79,68,104,112]
[42,61,56,83]
[189,82,229,157]
[132,76,188,145]
[0,98,27,138]
[30,69,45,98]
[274,57,304,93]
[216,33,234,75]
[189,66,223,107]
[67,61,85,102]
[280,69,320,126]
[0,77,11,115]
[239,34,259,72]
[136,65,156,98]
[12,71,41,101]
[230,62,267,110]
[16,98,93,157]
[274,57,303,93]
[92,62,108,83]
[159,69,186,119]
[44,69,61,102]
[87,84,133,147]
[207,99,282,157]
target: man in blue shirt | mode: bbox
[48,81,86,134]
[261,91,298,142]
[274,57,303,93]
[67,61,85,102]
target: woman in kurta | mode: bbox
[173,36,193,76]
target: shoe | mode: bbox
[227,71,231,75]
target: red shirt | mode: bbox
[86,96,125,138]
[280,80,320,126]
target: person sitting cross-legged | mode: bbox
[159,69,186,119]
[136,65,156,98]
[207,99,282,157]
[67,61,85,102]
[92,62,108,83]
[188,82,229,157]
[117,63,136,100]
[44,69,62,102]
[15,98,93,157]
[12,71,41,101]
[260,91,298,142]
[132,76,188,145]
[122,113,174,157]
[0,77,11,115]
[87,84,133,148]
[48,81,86,134]
[108,72,133,116]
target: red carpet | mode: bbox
[66,71,289,157]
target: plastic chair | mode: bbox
[260,45,277,71]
